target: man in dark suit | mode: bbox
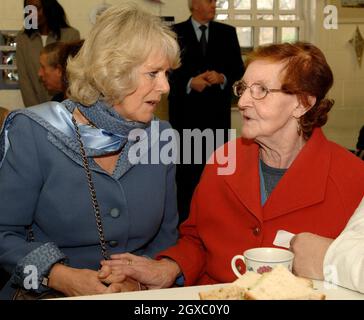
[169,0,245,223]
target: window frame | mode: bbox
[216,0,306,53]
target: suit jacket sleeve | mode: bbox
[168,23,195,99]
[324,197,364,293]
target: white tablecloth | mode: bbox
[56,280,364,300]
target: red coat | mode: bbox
[159,129,364,286]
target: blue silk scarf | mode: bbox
[0,100,149,176]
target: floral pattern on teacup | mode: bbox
[257,265,273,274]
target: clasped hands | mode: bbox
[190,70,225,92]
[47,253,180,297]
[99,253,181,291]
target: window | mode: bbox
[0,30,19,90]
[216,0,304,53]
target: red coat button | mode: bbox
[253,227,261,236]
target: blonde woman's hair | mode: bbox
[67,3,180,106]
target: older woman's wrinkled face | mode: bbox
[38,53,62,93]
[113,51,170,123]
[237,60,300,142]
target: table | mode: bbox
[57,280,364,300]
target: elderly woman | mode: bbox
[38,42,64,99]
[100,42,364,289]
[0,4,180,299]
[38,40,84,102]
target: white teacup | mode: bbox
[231,247,294,277]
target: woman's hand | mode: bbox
[100,253,181,289]
[47,263,124,296]
[98,265,143,291]
[290,232,334,280]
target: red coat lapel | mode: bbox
[263,128,330,220]
[222,129,330,223]
[222,138,263,222]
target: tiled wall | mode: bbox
[327,21,364,150]
[316,1,364,150]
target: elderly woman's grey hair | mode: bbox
[67,3,180,106]
[40,42,64,68]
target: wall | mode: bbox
[330,0,364,18]
[316,0,364,150]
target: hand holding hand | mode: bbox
[98,264,144,291]
[100,253,181,289]
[190,72,211,92]
[290,232,334,280]
[205,71,225,85]
[48,263,123,296]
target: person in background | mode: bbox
[0,4,180,299]
[169,0,245,223]
[16,0,80,107]
[56,40,84,101]
[38,42,63,100]
[290,196,364,293]
[38,40,84,102]
[99,42,364,289]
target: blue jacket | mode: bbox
[0,109,178,299]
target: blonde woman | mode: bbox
[0,4,180,299]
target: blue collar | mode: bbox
[0,101,154,179]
